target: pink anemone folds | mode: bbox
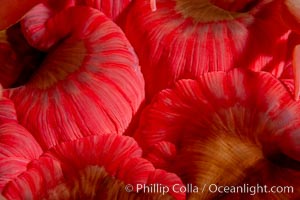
[75,0,133,22]
[124,0,291,99]
[0,91,43,192]
[134,69,300,199]
[21,0,132,50]
[0,0,132,31]
[3,6,145,149]
[1,134,185,200]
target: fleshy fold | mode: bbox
[134,68,300,199]
[4,6,145,149]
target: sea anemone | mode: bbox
[1,133,185,200]
[21,0,132,50]
[134,68,300,199]
[0,24,47,88]
[75,0,132,22]
[124,0,291,99]
[0,0,132,30]
[0,89,43,191]
[4,6,145,149]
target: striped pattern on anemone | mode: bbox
[0,95,43,192]
[20,3,56,50]
[2,157,63,200]
[123,0,291,99]
[134,68,300,199]
[46,0,133,21]
[2,134,185,200]
[21,0,132,50]
[4,6,145,149]
[0,0,131,30]
[77,0,132,22]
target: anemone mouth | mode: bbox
[46,166,128,199]
[178,134,264,183]
[175,0,262,22]
[1,134,184,199]
[134,69,300,198]
[180,132,300,179]
[6,24,47,88]
[3,7,145,149]
[26,40,86,90]
[146,130,300,199]
[47,165,175,199]
[5,23,85,90]
[210,0,260,13]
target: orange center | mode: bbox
[210,0,259,12]
[46,166,173,199]
[175,0,258,22]
[28,40,86,89]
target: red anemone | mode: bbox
[134,68,300,199]
[2,134,185,200]
[0,90,43,191]
[124,0,291,99]
[4,7,145,149]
